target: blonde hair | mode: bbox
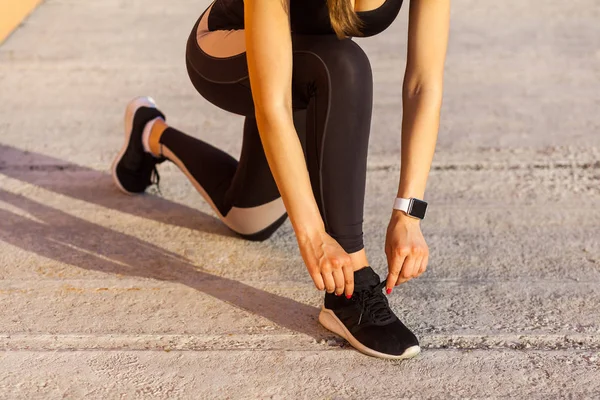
[327,0,363,39]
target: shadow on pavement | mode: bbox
[0,143,235,237]
[0,145,327,341]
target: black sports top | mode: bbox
[207,0,404,37]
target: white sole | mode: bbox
[111,96,158,195]
[318,307,421,360]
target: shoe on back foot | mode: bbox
[112,96,166,194]
[318,266,421,359]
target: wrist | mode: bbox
[390,209,421,225]
[396,188,425,199]
[291,215,326,241]
[392,195,428,221]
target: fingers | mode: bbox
[384,217,430,290]
[332,268,345,296]
[328,256,353,296]
[400,256,418,280]
[387,248,429,289]
[395,256,420,286]
[321,271,336,294]
[396,277,410,285]
[386,250,406,292]
[300,231,355,295]
[417,253,429,277]
[320,257,354,296]
[343,264,354,298]
[310,269,325,291]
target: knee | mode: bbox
[296,37,373,92]
[319,40,373,89]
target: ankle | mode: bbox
[348,249,369,272]
[142,118,168,157]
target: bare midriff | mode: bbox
[354,0,388,12]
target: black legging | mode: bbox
[159,15,376,253]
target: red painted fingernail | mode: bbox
[386,288,392,295]
[346,294,352,299]
[335,293,340,296]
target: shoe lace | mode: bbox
[150,164,162,196]
[355,281,396,325]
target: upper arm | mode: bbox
[244,0,293,115]
[404,0,450,94]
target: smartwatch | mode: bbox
[393,197,428,220]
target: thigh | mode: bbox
[185,7,255,116]
[186,62,255,117]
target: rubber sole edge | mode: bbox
[110,96,157,195]
[318,307,421,360]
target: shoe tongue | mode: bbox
[354,267,381,290]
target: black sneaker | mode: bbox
[319,267,421,359]
[111,96,166,194]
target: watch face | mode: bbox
[409,199,427,219]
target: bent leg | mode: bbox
[291,35,374,254]
[176,9,372,247]
[154,116,286,240]
[136,11,288,240]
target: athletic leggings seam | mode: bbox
[190,41,337,234]
[186,53,248,84]
[286,49,333,234]
[186,26,368,249]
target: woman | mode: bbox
[112,0,449,359]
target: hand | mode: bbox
[296,229,354,297]
[385,210,429,291]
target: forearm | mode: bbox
[255,108,324,237]
[397,0,449,200]
[245,0,325,239]
[397,87,442,199]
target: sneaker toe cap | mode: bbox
[354,320,419,356]
[115,162,150,193]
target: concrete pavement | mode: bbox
[0,0,599,398]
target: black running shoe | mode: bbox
[111,96,166,194]
[319,267,421,359]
